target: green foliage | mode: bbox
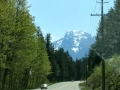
[27,27,51,88]
[93,0,120,59]
[45,34,86,82]
[87,55,120,90]
[0,0,51,90]
[86,1,120,90]
[87,66,102,90]
[87,48,102,77]
[79,82,91,90]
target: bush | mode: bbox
[79,82,91,90]
[87,55,120,90]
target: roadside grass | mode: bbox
[48,82,56,86]
[79,82,91,90]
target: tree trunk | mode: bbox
[1,68,8,90]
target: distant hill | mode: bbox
[52,30,95,60]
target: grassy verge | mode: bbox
[79,82,91,90]
[48,82,56,86]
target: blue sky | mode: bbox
[27,0,114,42]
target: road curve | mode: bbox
[32,81,83,90]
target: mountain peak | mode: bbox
[52,30,95,60]
[66,30,85,36]
[65,30,88,37]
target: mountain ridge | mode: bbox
[52,30,95,60]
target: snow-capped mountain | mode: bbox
[53,30,95,60]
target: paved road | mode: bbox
[33,81,83,90]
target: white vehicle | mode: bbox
[41,84,47,89]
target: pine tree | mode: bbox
[45,33,57,82]
[93,0,120,59]
[28,27,51,88]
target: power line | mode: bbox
[90,0,109,90]
[92,1,98,13]
[105,0,112,13]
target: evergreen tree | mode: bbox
[45,33,56,82]
[75,59,82,80]
[93,0,120,59]
[28,27,51,88]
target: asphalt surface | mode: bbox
[32,81,83,90]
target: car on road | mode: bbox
[41,83,47,89]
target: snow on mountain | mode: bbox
[53,38,63,50]
[52,30,95,60]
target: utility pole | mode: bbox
[91,0,108,90]
[101,1,105,90]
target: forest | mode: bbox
[0,0,86,90]
[0,0,120,90]
[86,0,120,90]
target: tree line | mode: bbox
[45,33,88,82]
[92,0,120,59]
[2,0,120,90]
[85,0,120,89]
[0,0,87,90]
[0,0,51,90]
